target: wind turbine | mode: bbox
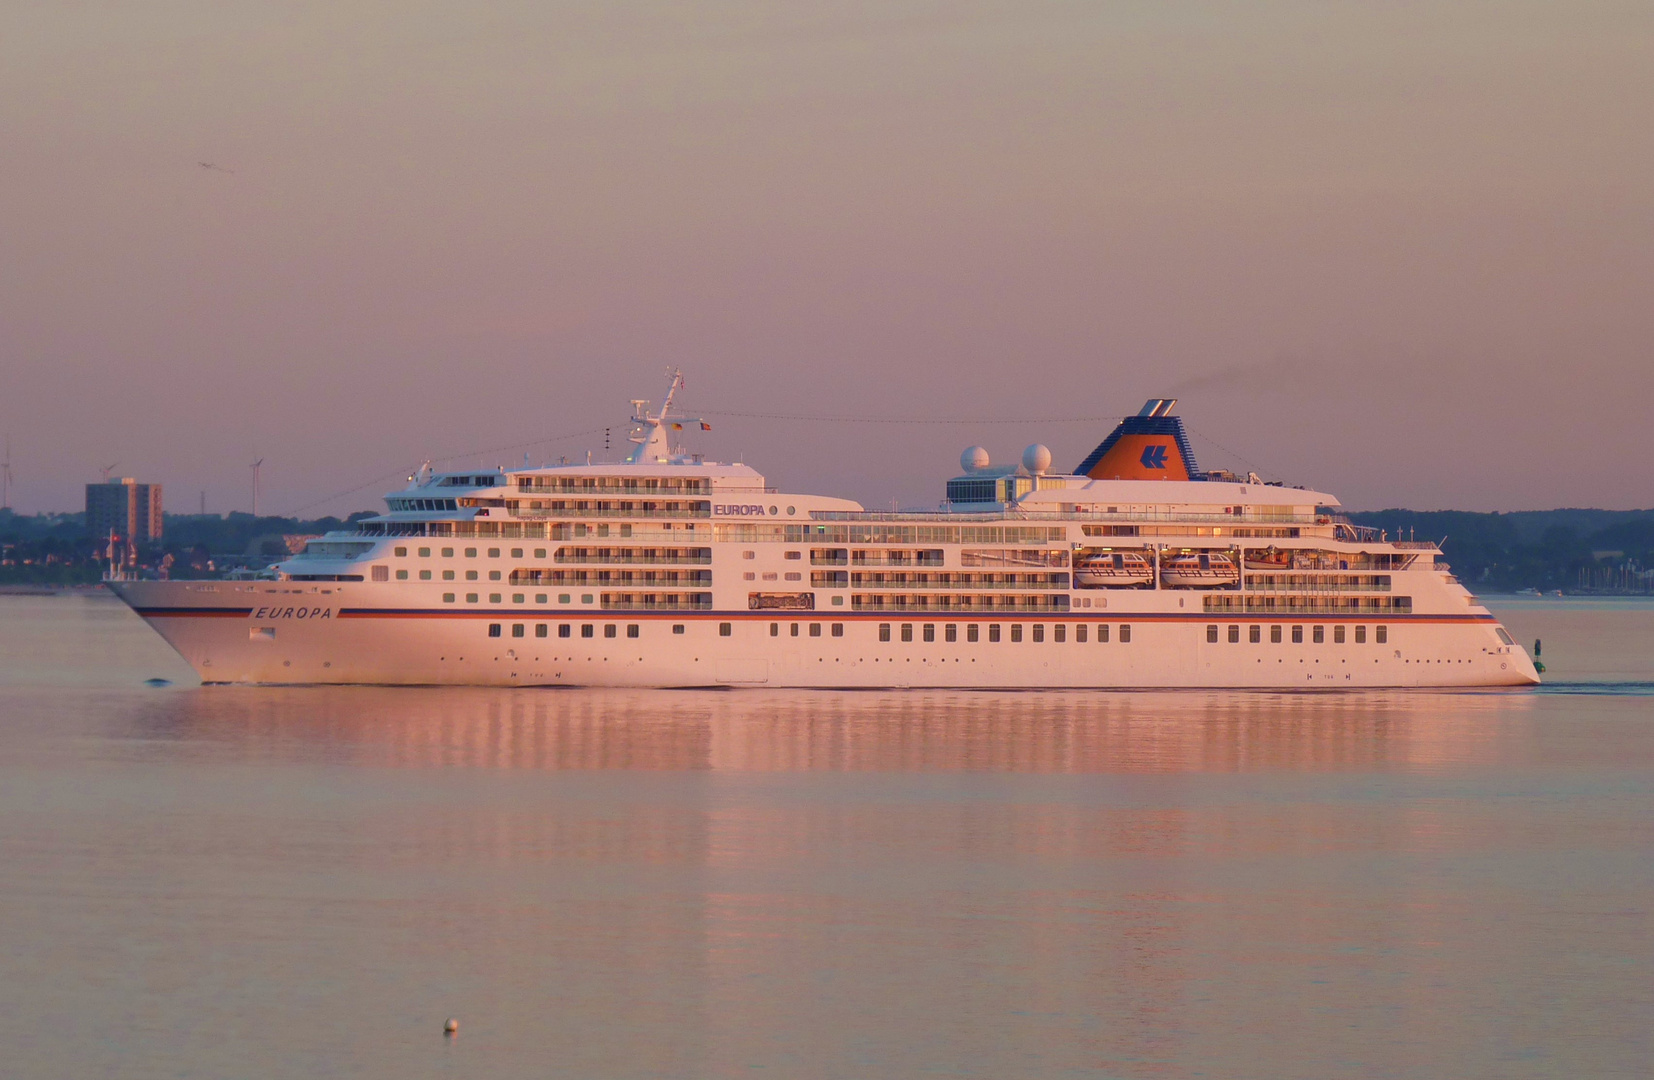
[102,462,120,483]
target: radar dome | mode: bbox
[1022,443,1052,475]
[960,446,990,472]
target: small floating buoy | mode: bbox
[444,1018,459,1036]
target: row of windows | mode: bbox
[489,622,659,639]
[1205,623,1388,644]
[873,623,1130,644]
[394,545,539,559]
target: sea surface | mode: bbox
[1,593,1651,1079]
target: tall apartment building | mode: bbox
[86,478,163,544]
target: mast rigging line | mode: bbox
[685,408,1125,426]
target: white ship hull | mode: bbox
[109,580,1540,689]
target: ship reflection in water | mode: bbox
[10,681,1650,1079]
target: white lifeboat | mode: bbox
[1160,551,1240,588]
[1074,549,1155,588]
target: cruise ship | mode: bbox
[110,376,1539,688]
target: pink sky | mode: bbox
[2,2,1650,516]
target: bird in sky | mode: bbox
[198,161,234,174]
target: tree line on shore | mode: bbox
[3,506,1652,593]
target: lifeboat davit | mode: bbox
[1074,550,1155,588]
[1159,551,1240,588]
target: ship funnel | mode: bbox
[1074,400,1201,481]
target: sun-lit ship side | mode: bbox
[108,377,1539,688]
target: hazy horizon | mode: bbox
[3,2,1651,517]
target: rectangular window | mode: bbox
[443,593,455,603]
[1334,625,1346,644]
[536,594,547,604]
[673,624,685,634]
[923,624,935,643]
[901,624,913,643]
[489,571,501,581]
[1292,625,1304,643]
[945,624,958,643]
[490,593,502,603]
[1097,624,1109,643]
[1250,625,1261,643]
[1075,624,1087,643]
[831,623,843,637]
[770,623,780,637]
[510,548,523,558]
[627,624,639,638]
[967,624,979,643]
[441,547,454,558]
[487,548,500,558]
[1376,625,1387,644]
[1032,625,1044,643]
[719,622,732,637]
[511,624,524,638]
[512,593,525,604]
[791,623,800,637]
[442,570,455,581]
[418,547,431,557]
[418,570,432,581]
[559,625,571,638]
[371,565,389,582]
[784,551,802,560]
[465,570,478,581]
[1010,625,1023,643]
[1054,625,1065,643]
[487,624,501,638]
[534,548,547,559]
[989,624,1001,643]
[536,624,548,638]
[1271,625,1283,643]
[582,624,594,638]
[393,547,407,557]
[879,624,891,642]
[466,593,479,603]
[559,594,571,604]
[604,624,617,638]
[395,569,409,581]
[809,623,821,637]
[582,594,594,604]
[1228,625,1240,643]
[1119,624,1131,643]
[465,548,477,558]
[1207,624,1219,643]
[1313,625,1325,644]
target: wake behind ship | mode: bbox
[110,377,1538,688]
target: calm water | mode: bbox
[1,594,1651,1079]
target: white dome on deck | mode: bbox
[960,446,990,472]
